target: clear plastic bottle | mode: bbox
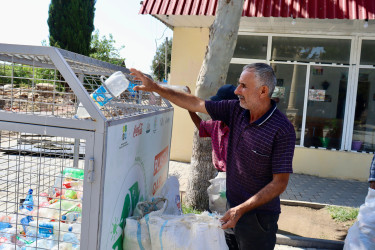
[76,71,130,118]
[62,212,80,223]
[159,84,189,93]
[62,168,84,180]
[62,226,80,247]
[21,189,34,211]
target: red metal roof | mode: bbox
[140,0,375,20]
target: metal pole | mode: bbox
[73,74,84,168]
[165,37,168,81]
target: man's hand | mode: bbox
[220,206,243,229]
[130,68,159,93]
[370,181,375,190]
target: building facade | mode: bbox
[140,0,375,181]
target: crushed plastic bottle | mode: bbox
[20,216,33,233]
[62,168,84,180]
[20,189,34,211]
[26,237,56,249]
[0,214,14,231]
[62,212,80,224]
[29,221,70,240]
[75,71,130,119]
[62,227,79,247]
[64,190,77,199]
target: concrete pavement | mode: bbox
[169,160,369,208]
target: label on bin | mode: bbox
[91,86,113,106]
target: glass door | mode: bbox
[303,66,349,149]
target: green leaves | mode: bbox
[151,38,172,81]
[326,205,359,222]
[89,30,125,66]
[48,0,96,56]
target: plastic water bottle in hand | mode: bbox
[159,83,189,93]
[76,71,130,118]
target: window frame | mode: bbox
[230,33,375,152]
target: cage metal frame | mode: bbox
[0,43,174,249]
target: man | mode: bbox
[187,84,237,172]
[188,84,239,250]
[131,63,296,250]
[370,155,375,190]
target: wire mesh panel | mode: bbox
[0,130,85,249]
[79,74,170,120]
[0,55,78,118]
[0,47,172,123]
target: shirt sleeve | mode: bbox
[199,120,214,138]
[205,100,238,127]
[271,131,296,174]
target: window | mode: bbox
[228,35,358,151]
[352,69,375,152]
[271,64,307,144]
[272,37,351,64]
[226,64,246,86]
[360,40,375,65]
[304,66,348,150]
[233,36,267,59]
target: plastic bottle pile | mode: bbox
[0,168,84,249]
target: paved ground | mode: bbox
[281,174,368,207]
[169,160,369,208]
[169,160,369,250]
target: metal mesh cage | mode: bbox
[0,45,171,122]
[0,130,84,249]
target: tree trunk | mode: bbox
[185,0,244,210]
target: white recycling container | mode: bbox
[0,43,174,249]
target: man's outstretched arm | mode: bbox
[131,68,208,114]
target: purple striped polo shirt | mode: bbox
[205,100,296,214]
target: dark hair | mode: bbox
[210,84,237,101]
[243,63,276,97]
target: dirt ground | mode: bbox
[278,204,355,241]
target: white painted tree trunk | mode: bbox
[185,0,244,210]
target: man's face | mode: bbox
[234,70,262,111]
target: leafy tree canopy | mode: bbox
[89,30,125,67]
[48,0,96,56]
[151,38,172,81]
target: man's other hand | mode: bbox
[220,206,243,229]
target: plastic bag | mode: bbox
[147,212,228,250]
[207,172,227,215]
[156,176,182,215]
[133,198,167,218]
[344,188,375,250]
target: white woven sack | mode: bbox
[147,212,228,250]
[344,188,375,250]
[123,198,167,250]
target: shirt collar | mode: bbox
[242,100,277,126]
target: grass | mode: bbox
[182,204,202,214]
[326,205,359,222]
